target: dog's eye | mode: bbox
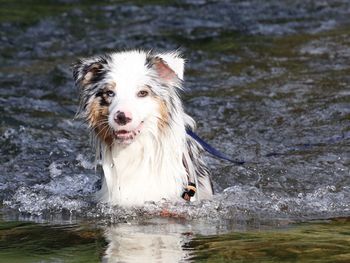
[137,90,149,98]
[106,90,115,97]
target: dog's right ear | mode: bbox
[72,56,109,87]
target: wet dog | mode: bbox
[73,50,213,206]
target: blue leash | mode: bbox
[186,129,245,165]
[187,129,350,165]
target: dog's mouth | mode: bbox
[113,122,144,144]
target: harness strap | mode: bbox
[182,182,196,201]
[182,129,244,200]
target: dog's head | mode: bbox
[73,50,185,145]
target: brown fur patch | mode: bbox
[157,99,170,133]
[86,83,116,145]
[82,63,103,85]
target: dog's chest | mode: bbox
[103,139,187,206]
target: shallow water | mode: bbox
[1,214,350,262]
[0,0,350,261]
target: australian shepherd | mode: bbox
[73,50,213,206]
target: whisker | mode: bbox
[95,124,110,138]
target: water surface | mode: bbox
[1,214,350,262]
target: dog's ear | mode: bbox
[72,56,109,87]
[148,52,185,83]
[156,52,185,80]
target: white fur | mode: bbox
[74,50,213,206]
[98,51,190,206]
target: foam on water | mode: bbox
[4,178,350,222]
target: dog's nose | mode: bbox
[114,111,132,125]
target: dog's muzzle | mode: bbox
[114,121,144,144]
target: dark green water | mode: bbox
[1,0,350,261]
[1,216,350,262]
[189,219,350,262]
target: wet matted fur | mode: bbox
[73,50,213,206]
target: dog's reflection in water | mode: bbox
[102,219,195,262]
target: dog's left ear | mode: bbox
[156,52,185,80]
[148,52,185,83]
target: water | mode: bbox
[0,0,350,261]
[1,214,350,262]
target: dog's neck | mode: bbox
[99,127,188,206]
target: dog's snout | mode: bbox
[114,111,132,125]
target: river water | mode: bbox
[0,0,349,261]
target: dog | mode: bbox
[73,50,213,206]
